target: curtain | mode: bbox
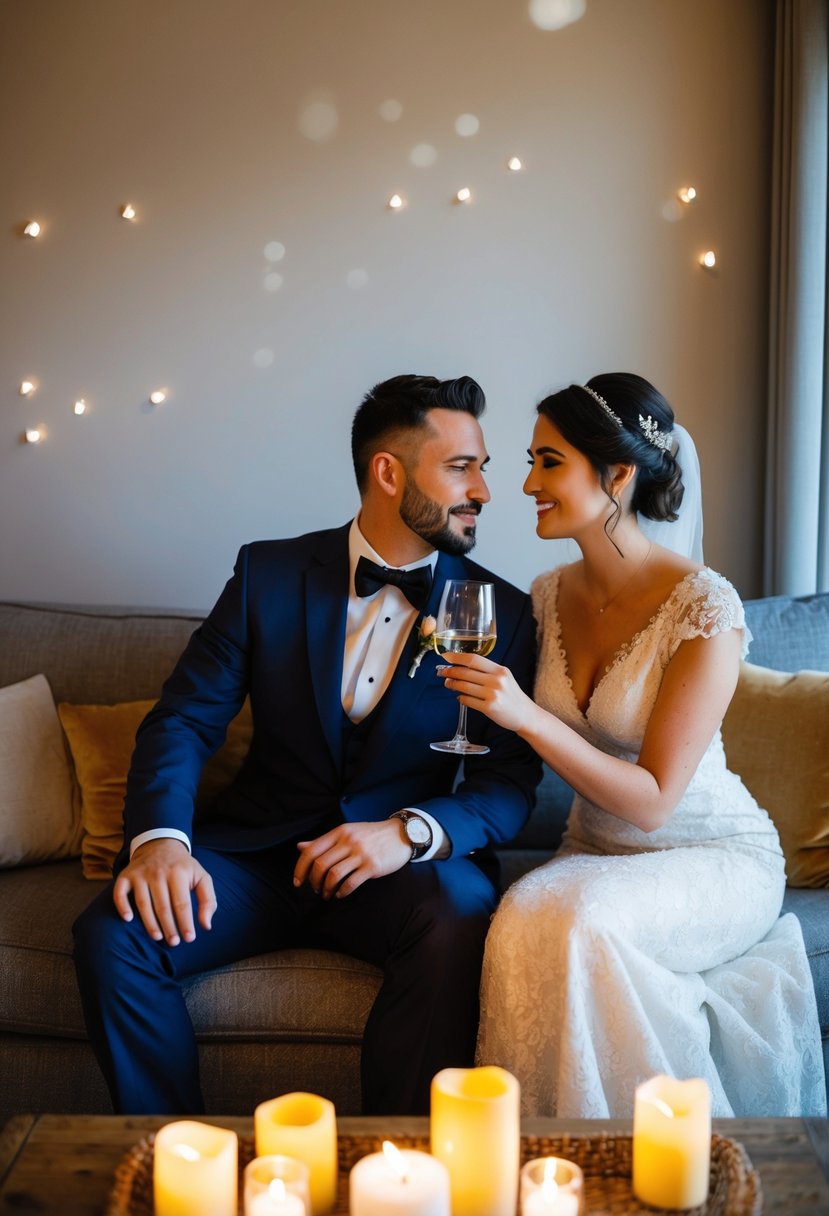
[766,0,829,595]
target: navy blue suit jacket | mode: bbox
[122,523,541,862]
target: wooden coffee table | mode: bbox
[2,1113,829,1214]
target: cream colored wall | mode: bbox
[0,0,774,607]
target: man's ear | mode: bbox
[369,451,404,499]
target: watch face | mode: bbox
[406,816,431,846]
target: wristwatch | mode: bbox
[390,810,433,861]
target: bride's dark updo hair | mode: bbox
[536,372,685,524]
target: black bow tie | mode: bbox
[354,555,433,612]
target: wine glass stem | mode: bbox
[453,703,469,743]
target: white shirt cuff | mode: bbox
[129,828,192,858]
[403,808,450,862]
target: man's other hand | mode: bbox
[293,820,411,899]
[112,838,216,946]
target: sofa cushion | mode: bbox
[0,603,203,705]
[58,698,254,877]
[0,674,84,868]
[0,860,380,1043]
[722,664,829,887]
[743,592,829,673]
[782,888,829,1037]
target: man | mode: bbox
[73,373,540,1115]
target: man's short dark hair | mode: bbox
[351,374,486,492]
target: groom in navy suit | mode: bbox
[73,373,540,1115]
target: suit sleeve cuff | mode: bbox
[129,828,192,858]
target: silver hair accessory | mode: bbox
[580,385,622,428]
[638,413,673,452]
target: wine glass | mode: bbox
[430,580,497,754]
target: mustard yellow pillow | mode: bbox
[722,663,829,887]
[58,699,253,879]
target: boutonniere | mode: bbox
[408,615,437,677]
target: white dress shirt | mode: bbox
[131,517,449,861]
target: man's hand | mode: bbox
[112,838,217,947]
[293,821,411,899]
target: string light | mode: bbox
[25,428,43,444]
[387,193,405,210]
[73,399,88,416]
[120,204,137,221]
[678,186,697,204]
[23,221,41,238]
[507,156,524,171]
[20,380,36,396]
[454,187,472,204]
[149,389,167,405]
[700,250,717,269]
[529,0,586,30]
[455,113,480,137]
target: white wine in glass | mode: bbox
[430,580,497,755]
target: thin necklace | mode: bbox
[593,541,653,614]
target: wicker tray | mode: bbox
[107,1130,761,1215]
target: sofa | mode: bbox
[1,591,828,1125]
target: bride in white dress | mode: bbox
[438,373,825,1118]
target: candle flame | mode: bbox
[541,1158,559,1200]
[647,1096,676,1119]
[170,1142,201,1161]
[382,1140,409,1182]
[268,1178,288,1201]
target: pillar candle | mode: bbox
[350,1140,451,1216]
[520,1157,584,1216]
[254,1093,337,1216]
[632,1075,712,1209]
[153,1120,237,1216]
[430,1066,520,1216]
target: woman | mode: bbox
[439,373,825,1118]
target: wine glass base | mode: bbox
[430,740,490,755]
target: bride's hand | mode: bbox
[437,653,536,734]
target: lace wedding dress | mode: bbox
[477,567,826,1117]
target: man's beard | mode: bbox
[400,479,480,555]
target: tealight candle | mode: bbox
[244,1155,310,1216]
[430,1066,520,1216]
[247,1179,305,1216]
[632,1075,711,1209]
[153,1120,238,1216]
[350,1140,450,1216]
[520,1157,584,1215]
[255,1093,337,1216]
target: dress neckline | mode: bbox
[550,566,708,719]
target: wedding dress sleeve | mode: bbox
[669,570,752,660]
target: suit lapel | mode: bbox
[305,526,350,773]
[364,551,469,742]
[304,540,470,777]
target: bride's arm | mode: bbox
[439,628,741,833]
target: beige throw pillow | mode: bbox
[0,674,83,867]
[722,663,829,888]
